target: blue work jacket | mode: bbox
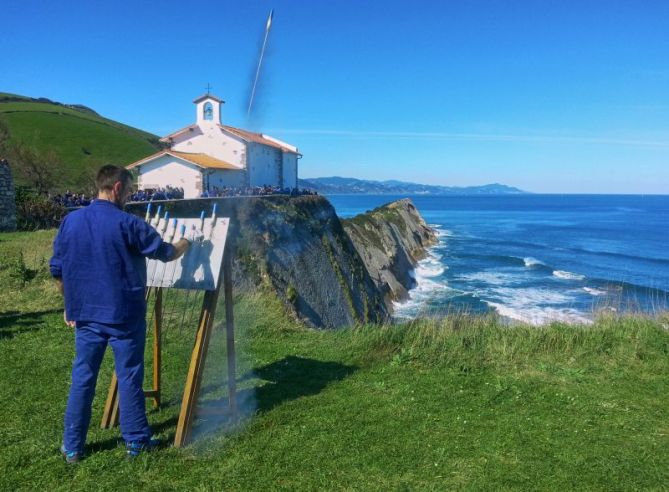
[50,199,175,324]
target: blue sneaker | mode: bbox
[60,445,82,464]
[125,438,160,458]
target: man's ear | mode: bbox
[112,180,124,196]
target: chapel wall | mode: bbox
[172,127,246,167]
[282,153,298,189]
[138,156,202,199]
[247,144,282,187]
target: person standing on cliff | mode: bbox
[50,165,191,463]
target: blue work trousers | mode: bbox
[63,320,151,453]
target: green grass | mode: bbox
[0,93,159,189]
[1,230,668,490]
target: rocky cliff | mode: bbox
[126,196,436,328]
[342,199,438,308]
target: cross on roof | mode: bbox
[205,83,212,95]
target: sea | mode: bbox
[327,194,669,325]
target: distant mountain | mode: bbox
[299,176,528,195]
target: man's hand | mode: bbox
[64,311,75,328]
[171,238,191,261]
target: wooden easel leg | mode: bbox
[174,291,216,447]
[100,372,119,429]
[224,249,237,415]
[152,288,163,409]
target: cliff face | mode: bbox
[342,199,438,308]
[127,196,435,328]
[128,196,388,328]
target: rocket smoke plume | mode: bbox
[246,9,274,120]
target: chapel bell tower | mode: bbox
[194,93,224,125]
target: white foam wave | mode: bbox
[491,286,572,305]
[416,264,445,278]
[392,277,452,318]
[523,257,544,268]
[486,301,592,326]
[415,253,446,278]
[393,244,451,317]
[458,271,522,286]
[553,270,586,281]
[583,286,607,296]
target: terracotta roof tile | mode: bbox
[126,151,240,171]
[219,125,299,153]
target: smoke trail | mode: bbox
[247,9,273,118]
[188,295,259,446]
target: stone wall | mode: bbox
[0,159,16,232]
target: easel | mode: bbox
[100,241,236,448]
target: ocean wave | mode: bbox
[457,271,521,286]
[488,286,573,305]
[485,301,593,326]
[523,257,545,268]
[457,253,553,272]
[435,229,453,238]
[416,263,445,278]
[553,270,586,281]
[583,286,607,296]
[394,238,451,317]
[392,278,453,318]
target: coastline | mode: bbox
[331,194,669,326]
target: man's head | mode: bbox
[96,165,134,207]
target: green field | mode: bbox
[1,230,668,490]
[0,93,160,190]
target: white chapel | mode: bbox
[127,94,301,198]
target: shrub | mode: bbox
[287,284,298,304]
[6,252,39,287]
[15,186,66,230]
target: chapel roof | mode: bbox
[159,123,299,154]
[218,125,299,154]
[126,150,240,171]
[193,93,224,104]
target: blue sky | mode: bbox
[2,0,668,193]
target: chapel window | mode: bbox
[203,102,213,121]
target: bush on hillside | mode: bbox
[15,186,65,230]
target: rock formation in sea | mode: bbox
[127,196,436,328]
[342,198,438,308]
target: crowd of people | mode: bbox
[128,186,184,202]
[50,185,317,207]
[51,191,92,208]
[199,185,317,198]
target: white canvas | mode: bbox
[146,217,230,290]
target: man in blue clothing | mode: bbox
[50,165,191,463]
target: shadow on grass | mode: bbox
[252,356,358,413]
[189,356,358,441]
[0,309,62,339]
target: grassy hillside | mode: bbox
[1,229,668,490]
[0,92,160,190]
